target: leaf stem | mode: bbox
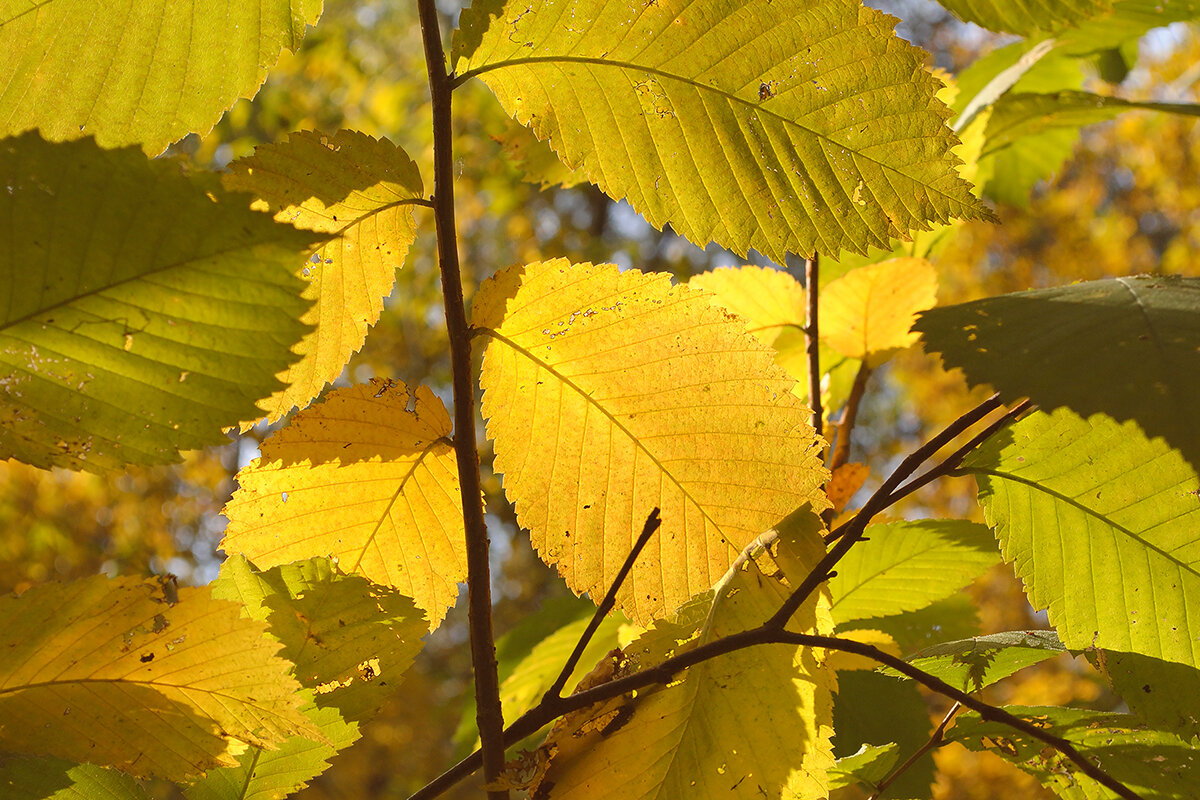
[805,253,823,438]
[416,2,508,798]
[544,508,662,701]
[866,701,960,800]
[829,361,871,473]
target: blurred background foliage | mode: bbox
[2,0,1197,797]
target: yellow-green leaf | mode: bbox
[530,519,834,800]
[474,259,829,624]
[224,130,425,425]
[453,0,990,262]
[689,265,806,347]
[221,380,465,628]
[0,757,151,800]
[937,0,1114,36]
[819,257,938,367]
[0,133,321,472]
[0,0,324,154]
[0,576,314,779]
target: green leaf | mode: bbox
[0,757,151,800]
[947,706,1200,800]
[223,130,425,425]
[840,594,982,656]
[453,0,989,262]
[0,0,324,154]
[881,630,1065,692]
[917,276,1200,472]
[827,743,900,792]
[961,409,1200,670]
[1090,649,1200,742]
[0,133,321,472]
[936,0,1114,35]
[828,520,999,625]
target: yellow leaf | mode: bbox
[224,131,425,425]
[0,575,314,779]
[530,514,835,800]
[689,265,807,346]
[221,379,465,628]
[824,629,902,672]
[827,462,870,514]
[820,258,939,367]
[474,259,830,624]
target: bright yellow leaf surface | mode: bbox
[0,575,313,779]
[221,380,465,628]
[474,259,829,624]
[225,130,425,425]
[820,258,939,367]
[529,517,835,800]
[689,265,807,346]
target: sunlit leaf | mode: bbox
[826,462,869,514]
[1091,649,1200,742]
[0,0,324,154]
[0,133,319,472]
[948,706,1200,800]
[221,379,466,628]
[689,265,806,346]
[936,0,1113,36]
[881,630,1065,692]
[0,757,151,800]
[454,0,989,262]
[824,628,902,672]
[820,258,938,367]
[474,259,829,623]
[829,520,998,625]
[917,276,1200,471]
[0,575,314,779]
[828,743,900,792]
[224,130,425,424]
[962,409,1200,670]
[838,594,982,655]
[530,521,834,800]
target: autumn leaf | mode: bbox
[224,130,426,425]
[474,259,829,623]
[826,462,869,514]
[819,258,938,367]
[0,133,320,472]
[0,0,324,154]
[221,379,466,628]
[689,265,807,347]
[453,0,990,262]
[0,576,314,779]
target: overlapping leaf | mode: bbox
[0,575,313,779]
[1091,649,1200,741]
[689,266,806,346]
[0,0,324,154]
[948,706,1200,799]
[528,524,833,800]
[962,409,1200,669]
[224,130,425,424]
[474,259,829,623]
[221,380,466,628]
[453,0,989,262]
[882,630,1065,692]
[828,520,999,624]
[936,0,1113,35]
[188,557,427,800]
[819,258,938,367]
[0,133,320,472]
[917,276,1200,471]
[0,757,151,800]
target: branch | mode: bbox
[867,701,960,800]
[416,3,507,798]
[805,253,823,439]
[545,508,661,701]
[829,361,871,473]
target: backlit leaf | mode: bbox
[689,266,806,346]
[828,743,900,792]
[820,258,938,367]
[0,133,320,472]
[453,0,989,262]
[881,630,1065,692]
[530,522,834,800]
[1090,649,1200,742]
[221,380,466,628]
[948,706,1200,800]
[936,0,1113,36]
[0,575,314,779]
[917,276,1200,471]
[224,130,425,424]
[828,520,999,624]
[962,409,1200,670]
[474,259,829,623]
[0,757,150,800]
[0,0,324,154]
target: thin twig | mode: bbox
[545,509,662,701]
[829,362,871,473]
[416,2,508,798]
[867,702,961,800]
[805,253,823,438]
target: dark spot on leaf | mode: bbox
[140,652,154,663]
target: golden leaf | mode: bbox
[820,258,938,367]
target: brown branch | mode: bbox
[416,2,507,798]
[829,361,871,473]
[545,508,661,701]
[867,702,961,800]
[805,254,823,439]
